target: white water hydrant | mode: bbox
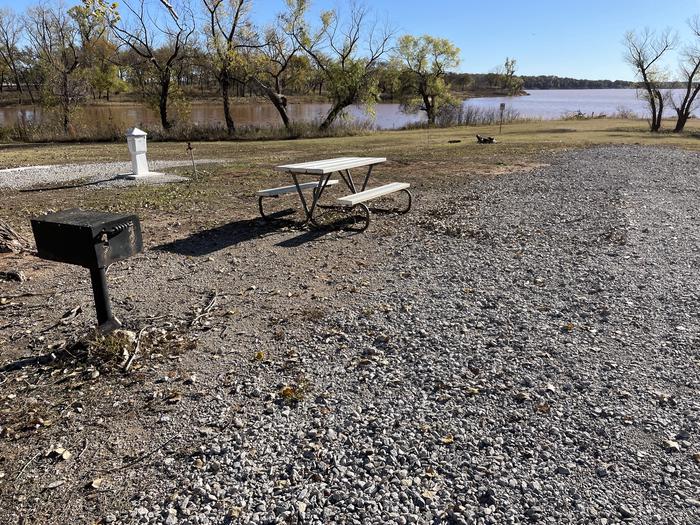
[125,127,150,178]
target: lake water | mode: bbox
[0,89,680,131]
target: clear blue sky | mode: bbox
[252,0,700,80]
[4,0,700,80]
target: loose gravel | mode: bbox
[1,145,699,525]
[0,159,224,190]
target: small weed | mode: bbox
[299,307,326,322]
[279,377,311,403]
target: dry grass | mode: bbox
[2,118,699,236]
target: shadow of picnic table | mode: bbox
[155,210,347,256]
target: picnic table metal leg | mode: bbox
[307,173,335,225]
[398,188,413,214]
[291,172,312,224]
[258,196,270,221]
[349,204,371,232]
[338,169,357,193]
[360,165,374,192]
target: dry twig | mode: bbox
[124,326,150,373]
[190,292,218,327]
[104,435,178,472]
[15,452,41,481]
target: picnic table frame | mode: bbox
[258,156,411,231]
[273,157,387,226]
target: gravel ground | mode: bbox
[1,145,699,524]
[0,159,223,190]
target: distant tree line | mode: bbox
[520,76,637,90]
[445,58,524,95]
[448,73,638,91]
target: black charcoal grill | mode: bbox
[31,209,143,332]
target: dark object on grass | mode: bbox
[31,209,143,333]
[476,134,497,144]
[448,140,462,144]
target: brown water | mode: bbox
[0,101,421,130]
[0,90,679,131]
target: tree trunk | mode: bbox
[221,74,235,135]
[61,73,70,134]
[63,107,70,134]
[159,76,172,130]
[254,78,290,130]
[24,80,35,104]
[652,90,664,132]
[268,92,290,129]
[673,86,700,133]
[674,110,689,133]
[13,73,23,104]
[320,96,354,131]
[421,91,435,125]
[639,72,660,132]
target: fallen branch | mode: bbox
[0,342,79,373]
[105,435,178,472]
[41,305,84,333]
[190,292,218,327]
[15,452,41,481]
[0,287,86,300]
[77,438,89,460]
[0,220,29,254]
[0,352,63,373]
[124,326,149,373]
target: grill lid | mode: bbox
[33,209,137,238]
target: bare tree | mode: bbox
[252,25,302,129]
[0,9,26,102]
[671,16,700,133]
[285,1,392,131]
[624,28,675,132]
[202,0,256,135]
[25,4,85,133]
[110,0,195,130]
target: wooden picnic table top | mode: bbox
[275,157,387,175]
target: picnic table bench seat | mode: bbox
[260,156,412,231]
[336,182,411,206]
[257,180,338,197]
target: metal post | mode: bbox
[499,103,506,134]
[187,142,197,176]
[89,266,121,332]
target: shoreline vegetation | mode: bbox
[0,70,648,144]
[0,88,659,145]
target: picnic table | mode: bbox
[257,157,411,231]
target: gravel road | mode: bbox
[1,145,699,524]
[0,159,223,189]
